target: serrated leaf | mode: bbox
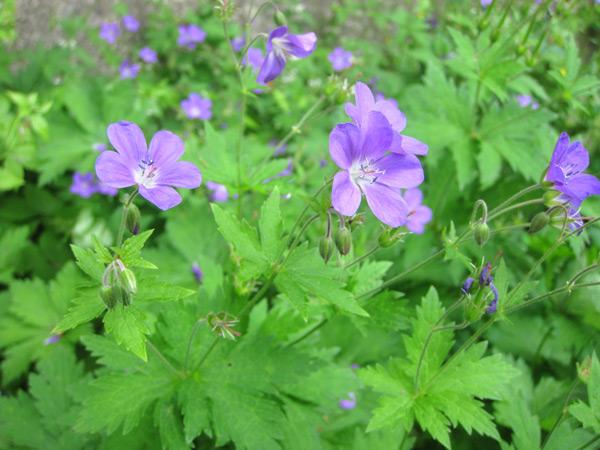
[115,229,154,267]
[92,235,112,263]
[136,276,196,302]
[71,244,105,281]
[414,397,451,449]
[53,294,106,332]
[103,305,150,361]
[200,122,237,186]
[259,186,284,263]
[178,379,211,444]
[154,399,188,450]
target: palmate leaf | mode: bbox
[275,243,368,320]
[569,354,600,433]
[103,304,150,361]
[360,287,519,448]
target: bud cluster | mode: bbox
[99,259,137,309]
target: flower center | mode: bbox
[271,37,292,58]
[134,158,158,188]
[561,162,580,181]
[190,107,200,117]
[349,158,385,187]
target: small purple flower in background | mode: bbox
[192,263,203,283]
[350,363,360,370]
[95,121,202,210]
[346,82,428,156]
[402,188,433,234]
[99,22,121,44]
[139,46,158,63]
[232,35,246,52]
[339,392,356,410]
[330,111,424,227]
[256,26,317,84]
[481,0,493,6]
[243,47,266,71]
[70,172,97,198]
[122,15,140,32]
[319,158,327,168]
[119,60,140,79]
[177,24,207,50]
[43,333,62,345]
[180,93,213,120]
[544,133,600,208]
[206,181,229,202]
[328,47,353,71]
[374,92,399,110]
[461,262,499,313]
[268,139,287,156]
[517,94,539,110]
[93,143,108,152]
[96,180,118,197]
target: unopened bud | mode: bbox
[319,236,334,263]
[125,204,141,235]
[529,212,549,234]
[474,223,490,247]
[274,11,287,27]
[116,286,132,307]
[100,285,117,310]
[515,44,527,57]
[491,29,500,43]
[334,88,349,105]
[120,269,137,295]
[334,227,352,255]
[465,302,483,323]
[477,18,490,31]
[379,228,406,248]
[577,356,592,384]
[526,55,535,67]
[543,190,562,207]
[324,78,339,96]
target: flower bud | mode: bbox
[577,356,592,384]
[334,227,352,255]
[116,286,132,307]
[474,223,490,247]
[319,236,334,263]
[528,212,549,234]
[515,44,527,57]
[491,29,500,43]
[465,302,483,323]
[99,285,118,310]
[543,190,562,207]
[324,78,339,96]
[334,88,349,105]
[274,11,287,27]
[125,203,141,235]
[477,18,490,32]
[119,269,137,295]
[378,228,406,248]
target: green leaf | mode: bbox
[103,304,150,361]
[414,396,452,449]
[259,185,283,263]
[178,379,211,444]
[136,276,196,302]
[71,244,105,282]
[569,354,600,433]
[211,203,265,263]
[92,235,113,263]
[443,221,471,268]
[53,294,106,333]
[154,399,188,450]
[276,243,368,319]
[116,229,154,268]
[200,121,237,186]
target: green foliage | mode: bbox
[569,354,600,433]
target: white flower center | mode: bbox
[134,159,159,188]
[271,37,292,58]
[561,162,579,181]
[190,107,201,118]
[349,158,385,188]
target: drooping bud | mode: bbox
[465,302,483,323]
[274,10,287,27]
[528,212,549,234]
[214,0,235,21]
[100,285,118,309]
[319,236,334,263]
[474,222,490,247]
[125,203,141,235]
[334,227,352,255]
[543,190,562,207]
[378,228,407,248]
[119,269,137,295]
[118,286,133,307]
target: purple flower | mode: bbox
[192,263,203,283]
[70,172,97,198]
[319,158,327,168]
[403,188,433,234]
[330,112,424,227]
[517,94,539,110]
[206,181,229,202]
[119,60,140,79]
[180,93,212,120]
[550,206,585,235]
[256,26,317,84]
[328,47,353,71]
[544,133,600,208]
[139,46,158,63]
[122,15,140,32]
[263,159,293,184]
[339,392,356,410]
[481,0,493,6]
[268,139,287,156]
[461,262,499,314]
[177,24,207,50]
[95,121,202,210]
[243,47,266,70]
[93,143,108,152]
[346,82,428,157]
[43,334,61,345]
[96,180,118,197]
[99,22,121,44]
[375,92,399,110]
[232,35,246,52]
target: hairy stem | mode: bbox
[147,341,182,378]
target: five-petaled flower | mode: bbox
[329,111,424,227]
[328,46,353,71]
[403,188,433,234]
[95,121,202,210]
[256,26,317,84]
[139,46,158,63]
[99,22,121,44]
[177,24,206,50]
[205,181,229,202]
[119,60,140,79]
[544,133,600,208]
[122,15,140,32]
[180,93,212,120]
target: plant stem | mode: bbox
[504,281,600,314]
[487,198,544,221]
[345,244,381,269]
[147,341,182,378]
[541,377,581,450]
[573,435,600,450]
[286,319,327,347]
[184,319,204,374]
[487,184,542,217]
[116,188,139,249]
[191,337,219,373]
[490,222,530,234]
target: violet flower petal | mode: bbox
[256,47,287,84]
[147,130,185,168]
[359,111,393,161]
[285,32,317,58]
[461,278,475,295]
[139,184,182,210]
[406,205,433,234]
[376,153,424,189]
[398,135,428,156]
[329,123,360,170]
[361,183,408,228]
[332,171,362,216]
[403,187,423,210]
[373,99,406,132]
[107,121,148,169]
[158,161,202,189]
[95,151,136,188]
